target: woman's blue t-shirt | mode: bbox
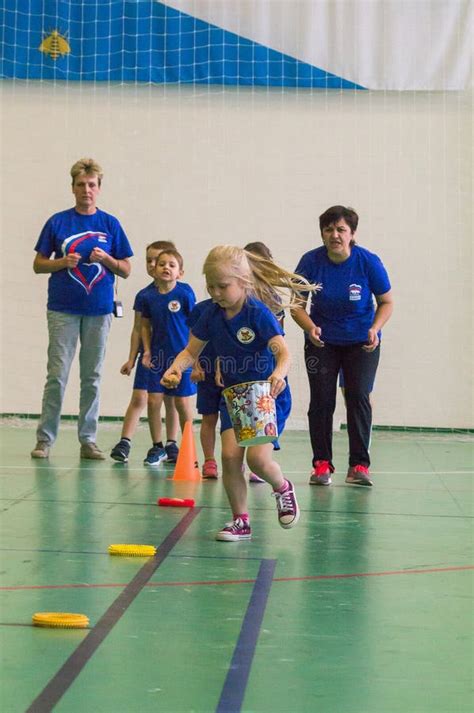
[295,245,391,345]
[35,207,133,316]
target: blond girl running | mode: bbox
[162,245,317,542]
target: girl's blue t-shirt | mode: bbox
[191,297,283,388]
[187,298,217,381]
[35,207,133,316]
[140,282,196,361]
[295,245,391,345]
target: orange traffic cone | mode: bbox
[172,421,201,481]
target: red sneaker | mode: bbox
[345,465,373,487]
[202,458,218,479]
[309,460,334,486]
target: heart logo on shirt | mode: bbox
[69,261,105,294]
[62,231,108,295]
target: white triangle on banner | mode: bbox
[162,0,472,90]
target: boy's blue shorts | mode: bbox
[147,365,196,396]
[196,379,222,415]
[133,357,149,391]
[132,355,196,396]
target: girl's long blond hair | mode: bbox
[203,245,319,314]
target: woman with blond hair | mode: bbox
[31,158,133,460]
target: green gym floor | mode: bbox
[0,420,472,713]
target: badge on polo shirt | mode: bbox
[349,284,362,301]
[237,327,255,343]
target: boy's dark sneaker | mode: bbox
[310,460,334,486]
[110,439,131,463]
[143,445,167,466]
[273,480,300,529]
[345,465,373,486]
[165,441,179,463]
[216,517,252,542]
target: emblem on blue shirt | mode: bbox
[349,284,362,301]
[168,300,181,312]
[237,327,255,344]
[62,231,108,295]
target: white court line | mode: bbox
[0,465,150,472]
[363,471,473,475]
[0,465,473,475]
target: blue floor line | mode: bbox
[216,558,277,713]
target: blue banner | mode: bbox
[1,1,363,88]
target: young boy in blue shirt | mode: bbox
[110,240,184,463]
[141,249,196,465]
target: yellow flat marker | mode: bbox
[108,544,157,557]
[32,612,89,629]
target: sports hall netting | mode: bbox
[1,2,472,712]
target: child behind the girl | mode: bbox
[110,241,182,463]
[162,245,317,541]
[188,297,221,478]
[242,242,285,482]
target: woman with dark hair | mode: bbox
[291,206,393,487]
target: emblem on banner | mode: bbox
[39,31,71,60]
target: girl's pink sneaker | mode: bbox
[202,458,218,479]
